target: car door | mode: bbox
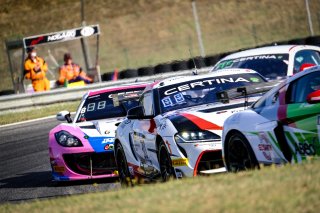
[131,91,158,176]
[279,71,320,161]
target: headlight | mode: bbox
[174,131,221,143]
[54,130,83,147]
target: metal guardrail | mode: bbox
[0,68,211,113]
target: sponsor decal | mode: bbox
[194,142,219,148]
[258,144,272,151]
[216,55,280,69]
[102,138,114,143]
[159,120,167,131]
[164,77,250,96]
[162,93,186,107]
[80,26,95,36]
[104,144,114,150]
[88,137,115,152]
[30,36,44,45]
[47,30,76,42]
[258,133,272,161]
[172,158,188,167]
[250,77,260,83]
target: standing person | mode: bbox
[57,53,93,86]
[24,47,50,92]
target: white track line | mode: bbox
[0,112,76,128]
[0,115,56,128]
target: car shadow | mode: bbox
[0,171,120,189]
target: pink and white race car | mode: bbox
[48,83,147,182]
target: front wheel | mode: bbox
[158,141,175,182]
[115,143,133,186]
[226,132,259,172]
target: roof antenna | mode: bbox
[189,48,198,75]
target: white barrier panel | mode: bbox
[0,68,211,112]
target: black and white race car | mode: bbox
[114,68,271,184]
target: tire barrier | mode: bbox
[119,69,138,79]
[187,57,206,69]
[137,66,155,76]
[0,90,15,96]
[154,63,172,74]
[101,72,114,81]
[204,55,220,67]
[306,36,320,46]
[288,38,306,45]
[112,36,320,81]
[171,60,189,71]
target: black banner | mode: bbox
[23,25,100,48]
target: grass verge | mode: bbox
[1,160,319,212]
[0,101,79,126]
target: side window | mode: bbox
[286,72,320,104]
[140,92,154,116]
[293,50,320,74]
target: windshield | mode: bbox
[76,88,144,122]
[213,54,289,80]
[158,73,266,113]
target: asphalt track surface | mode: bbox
[0,117,120,204]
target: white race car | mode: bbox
[114,68,272,184]
[222,66,320,172]
[212,45,320,80]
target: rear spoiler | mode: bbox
[112,91,143,107]
[216,81,279,104]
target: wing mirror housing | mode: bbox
[127,106,154,120]
[306,90,320,104]
[56,111,72,123]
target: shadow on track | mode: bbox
[0,171,120,188]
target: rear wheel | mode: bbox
[158,141,175,182]
[226,132,259,172]
[115,143,133,186]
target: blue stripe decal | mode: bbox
[87,136,115,152]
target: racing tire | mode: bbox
[171,60,188,71]
[154,63,172,74]
[137,66,155,76]
[226,132,259,172]
[115,143,133,186]
[158,141,175,182]
[119,69,138,79]
[187,57,206,69]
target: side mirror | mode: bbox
[306,90,320,104]
[127,106,145,119]
[127,106,154,120]
[56,111,72,123]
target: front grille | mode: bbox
[195,151,224,175]
[63,152,117,176]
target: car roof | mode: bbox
[221,45,320,60]
[87,82,149,97]
[151,68,260,89]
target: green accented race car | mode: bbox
[222,65,320,171]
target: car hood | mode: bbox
[76,117,124,137]
[163,98,255,132]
